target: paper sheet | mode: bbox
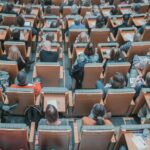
[132,135,147,150]
[24,21,31,27]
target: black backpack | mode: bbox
[0,71,10,92]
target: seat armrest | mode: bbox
[68,91,73,107]
[127,100,135,116]
[27,47,31,58]
[33,66,37,79]
[28,122,35,150]
[60,66,64,79]
[73,122,79,150]
[108,135,116,150]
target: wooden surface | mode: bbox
[144,93,150,109]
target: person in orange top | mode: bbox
[82,103,112,126]
[11,71,41,97]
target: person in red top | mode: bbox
[11,71,41,97]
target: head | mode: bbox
[123,14,130,23]
[78,32,89,43]
[26,5,32,14]
[145,72,150,87]
[133,32,141,42]
[133,4,141,13]
[5,3,14,11]
[17,71,28,86]
[7,46,22,61]
[46,32,54,42]
[84,43,95,56]
[11,29,20,40]
[16,16,25,27]
[50,20,58,28]
[45,6,51,15]
[111,72,126,89]
[110,48,120,61]
[45,104,59,123]
[40,40,51,51]
[96,16,106,28]
[71,4,78,15]
[74,16,81,25]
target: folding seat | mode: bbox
[73,121,116,150]
[62,6,80,17]
[73,89,103,116]
[33,62,64,87]
[41,87,71,114]
[44,6,60,16]
[38,125,72,150]
[141,26,150,41]
[100,5,115,17]
[103,62,131,84]
[97,42,119,61]
[104,88,135,116]
[4,41,31,59]
[122,42,150,61]
[0,61,18,82]
[79,6,92,16]
[114,124,150,150]
[0,123,35,150]
[0,26,10,44]
[1,14,17,26]
[85,16,97,29]
[5,88,35,115]
[116,27,137,44]
[40,28,62,42]
[82,63,103,88]
[90,28,116,46]
[118,4,132,15]
[36,43,63,61]
[13,4,22,14]
[132,88,150,116]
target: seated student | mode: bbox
[0,46,26,71]
[41,32,55,42]
[75,32,89,43]
[71,43,99,88]
[96,72,127,98]
[132,72,150,99]
[95,16,107,28]
[110,7,118,15]
[50,20,61,28]
[39,40,58,62]
[132,4,141,14]
[82,103,112,125]
[10,71,41,97]
[25,5,32,15]
[2,3,18,15]
[120,32,141,53]
[39,104,68,125]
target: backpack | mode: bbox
[24,106,43,128]
[0,71,10,92]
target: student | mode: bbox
[25,5,32,15]
[10,71,41,97]
[95,16,106,28]
[39,104,68,125]
[82,103,112,125]
[96,72,127,98]
[3,3,18,15]
[75,32,89,43]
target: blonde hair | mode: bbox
[7,46,25,63]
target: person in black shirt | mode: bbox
[3,3,18,15]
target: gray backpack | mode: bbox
[0,71,10,92]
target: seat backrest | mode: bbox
[141,26,150,41]
[90,28,110,45]
[127,42,150,61]
[4,41,27,58]
[79,125,115,150]
[63,6,72,16]
[74,89,102,116]
[38,125,71,150]
[82,63,103,88]
[2,14,17,26]
[104,88,135,116]
[79,6,92,16]
[35,62,61,87]
[0,123,28,150]
[0,60,18,82]
[132,88,150,115]
[6,88,35,115]
[69,29,88,44]
[44,6,60,16]
[52,0,62,5]
[41,87,69,113]
[104,62,130,83]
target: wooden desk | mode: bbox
[101,8,111,17]
[124,132,150,150]
[0,29,7,40]
[120,30,136,42]
[132,17,146,27]
[110,18,123,28]
[87,18,96,29]
[31,8,39,17]
[144,93,150,109]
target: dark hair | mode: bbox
[146,72,150,87]
[45,104,59,123]
[92,104,106,125]
[26,6,32,14]
[111,7,118,15]
[84,43,95,56]
[123,14,130,22]
[17,16,25,27]
[110,48,120,61]
[111,72,126,89]
[4,3,14,12]
[96,16,106,28]
[45,6,51,15]
[50,20,58,28]
[12,29,20,40]
[17,71,27,86]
